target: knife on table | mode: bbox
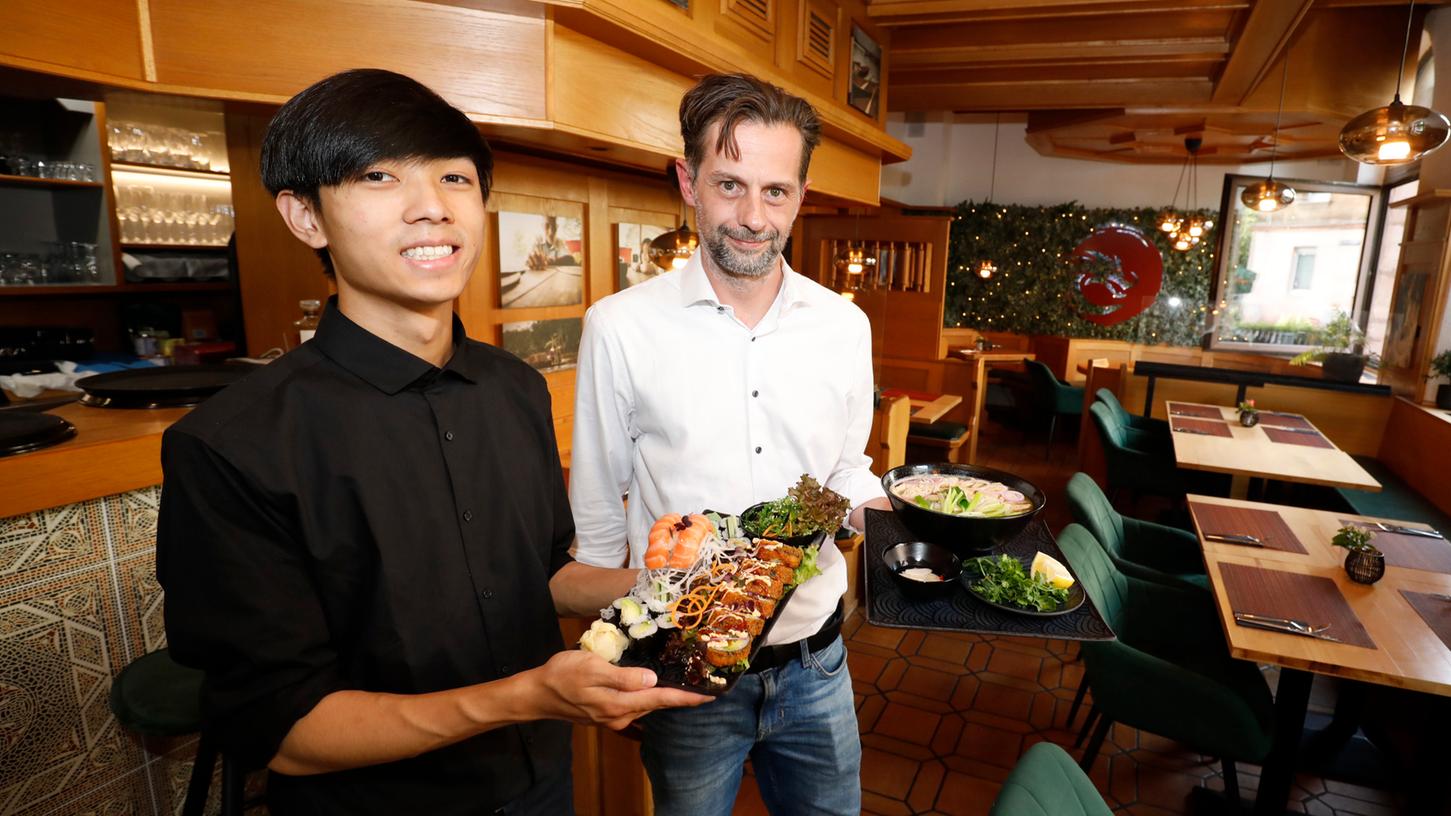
[1204,533,1265,547]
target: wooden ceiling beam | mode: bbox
[1210,0,1315,106]
[1023,108,1126,134]
[893,40,1229,67]
[868,0,1249,27]
[890,78,1214,111]
[891,59,1221,85]
[890,13,1231,49]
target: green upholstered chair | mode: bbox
[989,742,1113,816]
[1094,388,1170,452]
[1088,401,1227,502]
[1066,472,1207,591]
[1056,524,1275,804]
[1025,360,1086,459]
[111,649,246,816]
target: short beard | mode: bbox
[697,204,785,281]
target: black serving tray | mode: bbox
[614,526,829,696]
[864,509,1115,641]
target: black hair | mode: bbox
[261,69,494,276]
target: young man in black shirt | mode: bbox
[156,69,707,816]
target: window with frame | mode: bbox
[1290,248,1316,290]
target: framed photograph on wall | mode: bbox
[614,222,670,291]
[497,211,584,309]
[501,317,583,373]
[848,25,881,117]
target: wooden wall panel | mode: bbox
[1378,397,1451,517]
[224,106,333,357]
[809,137,881,204]
[150,0,547,120]
[551,24,690,157]
[0,0,146,83]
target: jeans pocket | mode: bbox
[805,636,848,678]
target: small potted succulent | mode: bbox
[1428,349,1451,410]
[1332,525,1384,585]
[1291,310,1374,384]
[1236,399,1259,427]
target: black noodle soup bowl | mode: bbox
[881,463,1046,557]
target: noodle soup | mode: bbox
[890,474,1034,518]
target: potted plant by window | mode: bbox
[1428,349,1451,410]
[1237,399,1259,427]
[1291,310,1374,384]
[1332,525,1384,585]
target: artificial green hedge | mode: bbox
[944,200,1218,347]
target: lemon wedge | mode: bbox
[1031,552,1075,590]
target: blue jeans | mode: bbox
[639,635,861,816]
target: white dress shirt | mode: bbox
[570,252,885,645]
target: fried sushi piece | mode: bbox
[705,606,765,636]
[754,539,803,569]
[698,626,754,667]
[719,586,776,619]
[735,570,785,600]
[737,557,794,585]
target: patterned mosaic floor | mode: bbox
[730,427,1409,816]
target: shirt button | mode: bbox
[752,390,759,398]
[480,589,494,600]
[444,431,454,441]
[717,306,724,313]
[463,510,474,523]
[755,446,762,454]
[500,664,512,674]
[751,337,757,342]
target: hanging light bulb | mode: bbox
[1170,137,1209,252]
[649,222,697,271]
[1242,179,1297,212]
[1242,60,1297,212]
[1156,210,1182,233]
[972,115,1002,280]
[1340,0,1451,165]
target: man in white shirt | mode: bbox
[570,72,890,815]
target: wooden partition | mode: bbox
[1378,397,1451,516]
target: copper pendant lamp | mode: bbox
[1339,0,1450,165]
[1241,60,1296,212]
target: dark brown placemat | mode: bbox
[1218,562,1376,649]
[1171,418,1233,437]
[1340,520,1451,574]
[1190,502,1309,554]
[1168,402,1224,419]
[1257,412,1314,430]
[1263,427,1334,448]
[1400,590,1451,653]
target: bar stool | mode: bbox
[109,648,247,816]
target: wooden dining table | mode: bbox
[1166,401,1381,499]
[1187,494,1451,814]
[953,350,1035,462]
[879,388,963,423]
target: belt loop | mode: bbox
[798,636,812,666]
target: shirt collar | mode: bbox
[312,296,478,394]
[677,250,813,314]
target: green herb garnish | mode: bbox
[745,475,850,539]
[964,554,1070,612]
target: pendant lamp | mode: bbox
[977,114,1001,279]
[1339,0,1450,165]
[1241,60,1296,212]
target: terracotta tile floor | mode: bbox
[730,423,1408,816]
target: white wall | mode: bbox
[881,113,1359,210]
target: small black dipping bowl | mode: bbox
[881,463,1046,557]
[882,541,962,600]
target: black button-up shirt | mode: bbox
[157,299,574,815]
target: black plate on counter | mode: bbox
[76,364,253,408]
[0,411,77,458]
